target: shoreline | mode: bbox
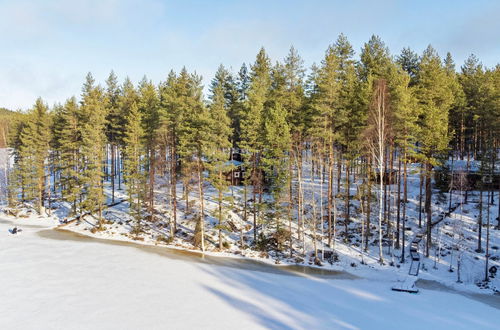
[415,279,500,310]
[46,225,500,309]
[38,226,359,279]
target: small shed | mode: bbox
[222,151,267,187]
[224,160,245,186]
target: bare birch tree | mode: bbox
[364,79,392,264]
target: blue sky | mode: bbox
[1,0,499,109]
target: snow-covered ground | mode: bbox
[2,154,499,293]
[2,152,500,328]
[0,216,498,330]
[0,148,10,205]
[29,158,497,295]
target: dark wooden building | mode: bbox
[224,159,245,186]
[223,152,266,187]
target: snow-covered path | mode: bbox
[0,218,498,330]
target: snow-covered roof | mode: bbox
[224,160,243,167]
[440,159,499,173]
[444,160,480,172]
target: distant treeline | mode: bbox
[0,108,21,148]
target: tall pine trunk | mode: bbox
[396,154,401,249]
[477,187,483,252]
[252,153,257,242]
[425,162,432,257]
[117,147,122,190]
[365,157,372,252]
[171,140,177,233]
[418,163,424,228]
[327,142,333,247]
[345,159,350,244]
[401,149,408,263]
[288,148,293,257]
[111,144,115,203]
[197,158,205,252]
[149,148,155,222]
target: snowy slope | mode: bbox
[34,158,497,295]
[0,148,9,204]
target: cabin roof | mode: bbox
[439,159,499,173]
[224,160,243,167]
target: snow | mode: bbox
[0,215,499,330]
[225,159,243,167]
[0,148,10,205]
[4,156,499,296]
[2,150,500,328]
[439,159,500,173]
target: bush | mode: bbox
[255,232,269,251]
[130,225,142,237]
[90,226,106,234]
[158,235,173,244]
[254,228,291,252]
[272,228,290,249]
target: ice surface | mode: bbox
[0,216,498,330]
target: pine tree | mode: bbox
[233,63,250,146]
[390,67,419,255]
[11,98,51,213]
[105,71,122,144]
[54,97,82,215]
[459,54,484,159]
[387,64,418,254]
[282,46,306,255]
[237,63,250,100]
[261,101,291,237]
[310,44,341,248]
[334,34,365,243]
[31,99,51,214]
[123,101,145,235]
[116,77,138,191]
[283,46,306,135]
[176,69,211,251]
[360,35,392,80]
[444,53,466,158]
[138,76,160,220]
[415,46,454,256]
[240,47,271,242]
[159,70,183,234]
[208,66,233,249]
[396,47,420,84]
[80,73,107,228]
[104,71,121,202]
[11,118,36,205]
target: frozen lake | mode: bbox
[0,216,498,330]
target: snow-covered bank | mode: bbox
[3,196,498,297]
[1,216,499,330]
